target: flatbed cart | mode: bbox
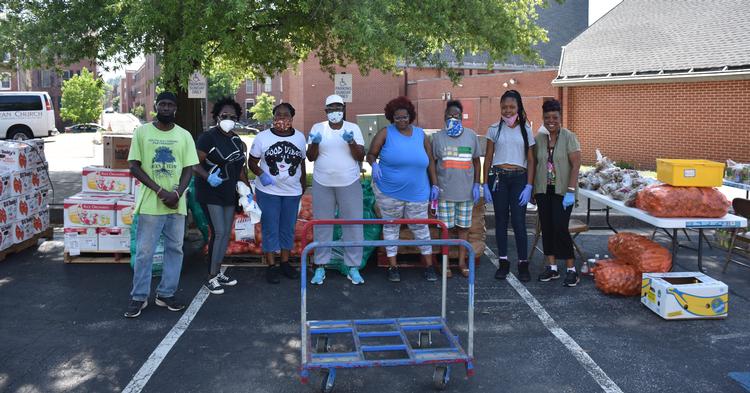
[299,219,476,392]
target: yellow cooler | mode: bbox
[641,272,728,320]
[656,159,724,187]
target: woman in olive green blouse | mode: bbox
[532,99,582,287]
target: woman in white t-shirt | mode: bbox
[248,103,307,284]
[482,90,536,283]
[306,95,366,286]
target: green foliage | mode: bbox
[250,93,275,123]
[617,161,635,170]
[112,96,120,111]
[0,0,551,89]
[207,66,243,103]
[60,68,105,124]
[131,105,145,120]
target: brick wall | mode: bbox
[563,79,750,169]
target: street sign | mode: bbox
[188,71,207,99]
[334,74,353,103]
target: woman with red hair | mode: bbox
[366,96,439,283]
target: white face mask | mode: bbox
[327,111,344,124]
[219,119,235,132]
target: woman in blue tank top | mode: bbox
[366,96,439,283]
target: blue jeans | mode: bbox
[256,190,301,253]
[489,169,529,260]
[130,213,185,301]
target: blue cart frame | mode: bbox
[299,222,476,392]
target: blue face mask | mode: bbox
[446,118,463,137]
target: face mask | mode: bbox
[446,118,463,137]
[274,119,291,130]
[156,112,175,124]
[219,119,235,132]
[502,114,518,126]
[327,111,344,124]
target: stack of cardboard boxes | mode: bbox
[0,140,51,251]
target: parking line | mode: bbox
[484,249,624,393]
[122,267,224,393]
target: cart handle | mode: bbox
[302,218,450,255]
[300,239,476,367]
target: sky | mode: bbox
[100,0,623,81]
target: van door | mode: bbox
[42,93,56,136]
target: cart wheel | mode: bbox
[418,331,432,348]
[321,369,335,393]
[433,365,450,390]
[315,335,330,353]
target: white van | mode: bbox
[0,92,58,140]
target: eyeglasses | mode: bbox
[219,113,238,121]
[393,115,410,121]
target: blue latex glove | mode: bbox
[483,183,493,204]
[562,192,575,209]
[371,162,382,182]
[430,185,440,201]
[472,183,480,205]
[309,132,322,144]
[342,130,354,143]
[259,172,274,186]
[207,170,223,187]
[518,184,533,206]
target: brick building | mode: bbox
[554,0,750,169]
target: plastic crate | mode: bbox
[656,159,724,187]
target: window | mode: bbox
[40,70,52,88]
[245,80,254,94]
[0,72,10,90]
[264,76,272,92]
[0,95,43,111]
[2,53,10,63]
[245,100,255,119]
[62,70,72,80]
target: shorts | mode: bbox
[437,200,473,229]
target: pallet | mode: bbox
[0,228,54,262]
[64,250,130,264]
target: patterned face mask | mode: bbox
[273,119,292,130]
[446,118,463,137]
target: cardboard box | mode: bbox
[13,219,33,243]
[116,195,135,227]
[97,227,130,252]
[82,166,131,194]
[30,167,51,191]
[0,223,14,251]
[32,210,49,234]
[131,177,142,197]
[0,139,46,171]
[0,172,11,200]
[641,272,728,320]
[17,191,47,219]
[64,227,98,252]
[103,135,133,169]
[656,159,724,187]
[10,170,33,196]
[63,193,118,227]
[0,197,18,224]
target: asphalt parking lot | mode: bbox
[1,224,749,393]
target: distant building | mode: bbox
[554,0,750,168]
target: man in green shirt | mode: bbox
[125,91,200,318]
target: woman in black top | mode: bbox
[194,96,249,295]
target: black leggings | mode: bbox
[535,186,574,260]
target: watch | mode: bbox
[567,187,576,192]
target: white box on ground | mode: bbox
[97,227,130,252]
[63,193,118,227]
[64,227,98,253]
[82,166,131,194]
[641,272,728,319]
[0,140,46,171]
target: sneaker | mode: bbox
[348,268,364,285]
[155,296,186,312]
[217,272,237,286]
[387,266,401,282]
[495,259,510,280]
[311,267,326,285]
[517,261,531,282]
[124,299,147,318]
[424,267,438,282]
[280,262,300,279]
[538,266,561,282]
[204,276,224,295]
[563,270,580,287]
[267,265,281,284]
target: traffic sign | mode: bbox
[188,71,207,99]
[334,74,352,103]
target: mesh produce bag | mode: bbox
[607,232,672,272]
[635,184,730,218]
[592,259,641,296]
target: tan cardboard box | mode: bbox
[103,135,133,169]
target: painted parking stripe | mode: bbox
[122,267,225,393]
[729,372,750,391]
[484,249,624,393]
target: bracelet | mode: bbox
[174,190,181,198]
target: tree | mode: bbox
[60,68,105,124]
[0,0,551,137]
[112,96,121,112]
[250,93,276,123]
[132,105,145,120]
[207,67,242,104]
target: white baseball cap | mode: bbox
[325,94,344,106]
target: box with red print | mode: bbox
[0,197,18,225]
[97,227,130,252]
[0,172,11,200]
[0,223,14,251]
[10,170,33,197]
[63,227,98,252]
[63,193,118,228]
[32,210,49,234]
[30,168,51,191]
[13,218,35,243]
[0,140,46,171]
[82,166,131,194]
[16,191,48,219]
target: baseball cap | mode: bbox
[325,94,344,106]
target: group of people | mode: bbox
[123,89,581,319]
